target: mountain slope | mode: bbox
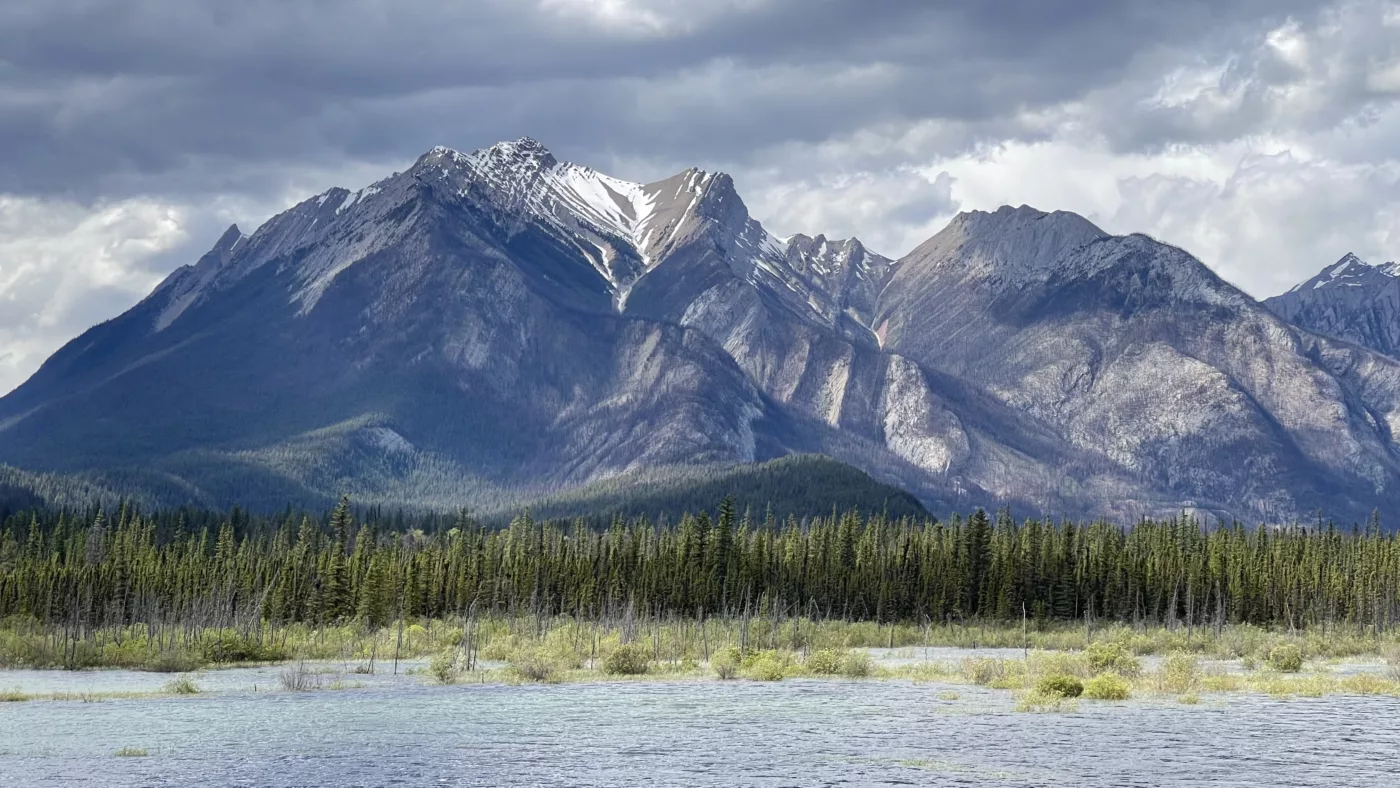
[0,143,791,511]
[6,141,1400,522]
[874,207,1400,521]
[1264,253,1400,359]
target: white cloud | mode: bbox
[0,197,187,394]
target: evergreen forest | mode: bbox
[2,497,1398,637]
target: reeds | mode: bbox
[161,676,200,695]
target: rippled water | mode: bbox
[2,659,1398,787]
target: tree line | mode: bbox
[0,498,1397,632]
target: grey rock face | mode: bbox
[1265,254,1400,359]
[5,141,1400,522]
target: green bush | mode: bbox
[1082,673,1131,700]
[1158,653,1201,693]
[602,644,651,676]
[144,651,205,673]
[1084,641,1142,677]
[1035,674,1084,698]
[711,646,742,680]
[962,657,1009,686]
[805,648,844,675]
[838,650,873,678]
[508,650,563,683]
[1267,644,1303,673]
[740,650,791,682]
[429,650,462,684]
[196,631,287,664]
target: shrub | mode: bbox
[197,631,287,664]
[1035,674,1084,698]
[429,650,462,684]
[740,650,791,682]
[805,649,844,675]
[162,676,200,695]
[1267,644,1303,673]
[144,651,204,673]
[962,657,1008,686]
[1158,654,1201,693]
[1084,641,1141,677]
[838,650,873,678]
[1082,673,1131,700]
[1028,651,1092,679]
[1385,647,1400,683]
[711,646,742,680]
[508,650,563,683]
[280,661,320,692]
[602,644,650,676]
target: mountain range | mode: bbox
[3,137,1400,523]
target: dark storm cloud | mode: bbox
[0,0,1329,201]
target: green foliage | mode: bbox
[711,646,742,680]
[839,650,874,678]
[962,657,1014,686]
[602,644,651,676]
[161,676,200,695]
[1157,654,1202,694]
[429,650,463,684]
[1016,690,1079,713]
[1035,674,1084,698]
[1082,673,1131,700]
[740,650,793,681]
[1083,641,1141,677]
[1267,643,1304,673]
[114,747,149,758]
[508,650,564,683]
[196,631,288,664]
[5,496,1400,666]
[805,648,844,675]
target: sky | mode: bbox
[2,0,1400,394]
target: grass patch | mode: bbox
[114,747,149,757]
[1,688,30,702]
[1015,690,1079,713]
[161,676,200,695]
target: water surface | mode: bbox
[2,658,1397,787]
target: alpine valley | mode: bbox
[4,138,1400,523]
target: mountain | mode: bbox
[876,207,1400,521]
[5,139,1400,522]
[1264,253,1400,358]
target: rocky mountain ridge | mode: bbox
[5,138,1400,523]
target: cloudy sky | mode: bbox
[2,0,1399,394]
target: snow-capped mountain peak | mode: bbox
[1265,252,1400,359]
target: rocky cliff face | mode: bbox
[1265,253,1400,359]
[5,140,1400,522]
